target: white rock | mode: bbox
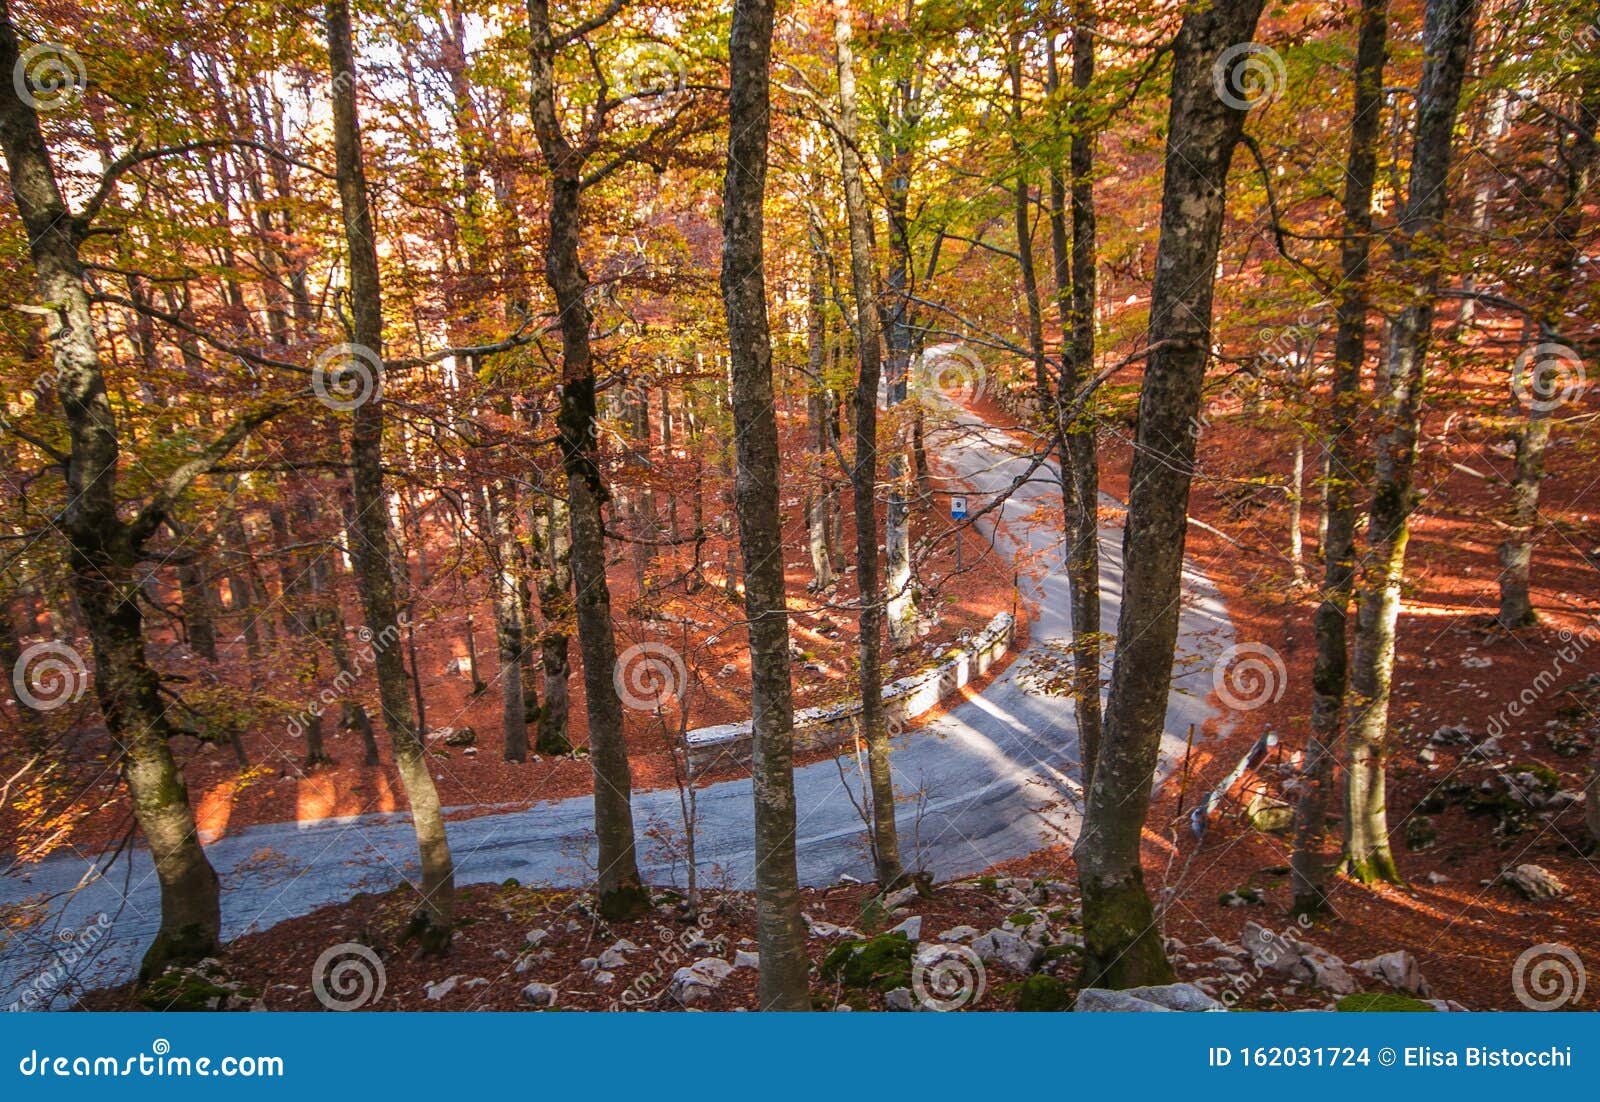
[733,950,760,970]
[1353,950,1431,997]
[593,971,615,986]
[882,884,920,910]
[889,915,923,942]
[595,948,627,970]
[884,987,916,1012]
[425,976,461,1001]
[938,925,981,942]
[971,928,1042,974]
[521,982,557,1007]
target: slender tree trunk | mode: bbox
[1074,0,1264,990]
[528,0,646,919]
[486,482,529,761]
[1343,0,1478,884]
[835,9,903,888]
[722,0,810,1009]
[882,68,921,650]
[1496,87,1597,627]
[0,6,222,980]
[326,0,455,948]
[1046,16,1104,789]
[533,492,574,756]
[1291,0,1388,914]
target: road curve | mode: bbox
[0,402,1235,1004]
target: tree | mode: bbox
[325,0,456,948]
[1342,0,1479,884]
[1074,0,1265,990]
[1290,0,1389,916]
[722,0,811,1011]
[833,5,904,889]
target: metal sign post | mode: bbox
[950,495,968,571]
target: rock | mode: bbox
[1245,794,1294,834]
[579,957,599,972]
[441,726,476,747]
[882,884,920,910]
[593,971,615,986]
[1425,871,1450,885]
[1353,951,1431,997]
[462,977,489,989]
[1123,983,1227,1012]
[1424,999,1470,1012]
[938,925,981,943]
[1219,888,1264,907]
[1076,989,1173,1012]
[733,950,760,970]
[1297,944,1357,995]
[888,915,923,942]
[595,948,627,970]
[1503,863,1568,900]
[807,921,861,940]
[667,957,736,1007]
[884,987,916,1012]
[971,928,1042,974]
[520,982,557,1008]
[609,938,641,953]
[425,976,460,1001]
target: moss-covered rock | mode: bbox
[1336,992,1435,1012]
[1015,974,1073,1011]
[139,962,261,1012]
[820,932,914,993]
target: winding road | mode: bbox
[0,400,1235,1005]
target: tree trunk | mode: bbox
[1343,0,1478,884]
[1074,0,1264,990]
[529,0,647,919]
[326,0,455,948]
[1290,0,1388,914]
[1046,15,1104,789]
[1496,86,1597,627]
[533,492,574,756]
[0,7,222,980]
[722,0,810,1009]
[835,9,903,888]
[486,482,529,761]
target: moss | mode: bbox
[1403,816,1437,851]
[1336,992,1436,1012]
[596,883,652,922]
[1015,974,1072,1011]
[820,932,914,992]
[138,968,258,1012]
[1080,873,1174,990]
[973,876,998,891]
[1511,762,1560,790]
